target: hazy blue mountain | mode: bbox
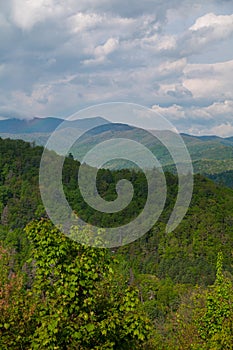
[0,116,110,134]
[0,117,63,133]
[1,116,233,175]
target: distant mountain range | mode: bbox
[0,116,110,133]
[1,117,233,177]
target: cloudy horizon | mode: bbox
[0,0,232,136]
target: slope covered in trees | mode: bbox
[207,169,233,189]
[0,137,233,349]
[2,120,233,175]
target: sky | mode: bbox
[0,0,233,136]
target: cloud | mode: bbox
[95,38,119,57]
[184,122,233,138]
[83,37,119,65]
[205,100,233,117]
[152,104,186,121]
[152,99,233,136]
[190,12,233,36]
[69,12,103,34]
[208,123,233,137]
[183,60,233,101]
[167,84,192,99]
[0,106,33,119]
[0,0,232,136]
[10,0,65,30]
[156,35,177,51]
[179,12,233,55]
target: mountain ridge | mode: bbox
[1,117,233,176]
[0,116,110,134]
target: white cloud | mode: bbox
[157,35,177,51]
[152,104,186,120]
[0,1,233,136]
[186,123,233,137]
[83,37,119,65]
[205,100,233,117]
[190,12,233,35]
[11,0,66,30]
[94,37,119,57]
[183,60,233,100]
[208,123,233,137]
[0,106,33,120]
[152,99,233,136]
[183,12,233,52]
[185,100,233,123]
[69,12,103,33]
[158,58,186,77]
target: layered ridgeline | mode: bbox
[0,136,232,282]
[0,137,233,349]
[1,117,233,178]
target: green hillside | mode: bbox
[207,169,233,188]
[0,137,233,283]
[2,119,233,177]
[0,137,233,349]
[70,126,233,176]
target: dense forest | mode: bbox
[0,137,233,349]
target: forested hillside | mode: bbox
[207,169,233,189]
[2,118,233,177]
[0,137,232,349]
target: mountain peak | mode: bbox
[0,116,110,134]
